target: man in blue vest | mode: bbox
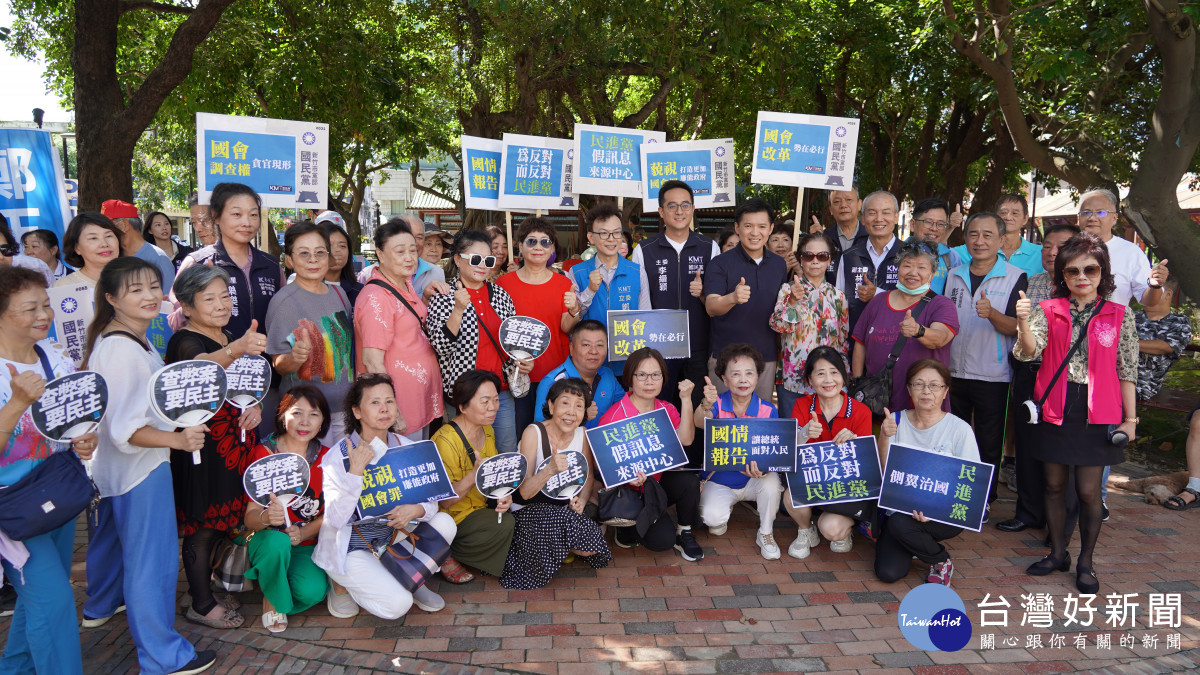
[571,203,650,327]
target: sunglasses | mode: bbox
[800,251,832,262]
[524,237,554,249]
[1063,265,1101,278]
[0,245,18,257]
[458,252,497,268]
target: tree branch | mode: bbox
[120,1,194,15]
[619,77,675,128]
[410,159,461,209]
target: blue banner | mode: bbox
[756,122,829,174]
[646,149,712,197]
[146,305,174,359]
[465,148,501,201]
[703,418,797,473]
[877,443,994,532]
[606,309,690,362]
[202,129,296,196]
[786,436,883,508]
[578,128,644,183]
[502,145,564,198]
[353,441,456,519]
[0,127,71,240]
[586,408,688,489]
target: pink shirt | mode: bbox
[353,269,444,431]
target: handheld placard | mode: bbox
[147,360,228,465]
[474,452,528,523]
[224,354,271,443]
[498,316,552,361]
[242,452,311,529]
[537,449,587,500]
[31,371,108,442]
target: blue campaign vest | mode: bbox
[571,256,642,325]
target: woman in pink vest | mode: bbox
[1013,232,1138,595]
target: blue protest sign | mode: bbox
[640,139,734,210]
[585,409,688,489]
[786,436,882,508]
[573,124,666,198]
[703,418,798,473]
[0,127,71,238]
[353,441,456,519]
[498,134,575,211]
[877,443,993,532]
[606,309,690,362]
[146,301,174,359]
[461,135,502,210]
[749,111,860,190]
[196,113,328,209]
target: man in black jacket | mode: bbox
[839,190,901,332]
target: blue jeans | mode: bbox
[84,463,197,674]
[0,520,81,674]
[776,385,801,420]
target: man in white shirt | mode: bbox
[1076,188,1168,307]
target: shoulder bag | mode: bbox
[353,522,450,593]
[847,292,933,416]
[367,278,429,338]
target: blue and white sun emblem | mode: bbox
[60,297,78,313]
[835,126,847,138]
[715,146,726,157]
[302,132,317,145]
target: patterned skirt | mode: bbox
[499,502,612,590]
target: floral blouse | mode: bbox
[769,277,849,394]
[1013,298,1138,384]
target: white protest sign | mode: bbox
[47,283,93,366]
[749,111,860,189]
[195,113,329,209]
[461,135,503,211]
[497,134,577,212]
[640,138,735,211]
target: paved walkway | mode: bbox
[4,466,1200,674]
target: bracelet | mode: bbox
[224,345,234,358]
[257,509,269,526]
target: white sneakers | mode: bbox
[708,521,728,536]
[412,585,445,612]
[756,531,781,560]
[325,586,359,618]
[788,526,821,559]
[830,534,854,553]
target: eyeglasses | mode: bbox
[632,371,663,382]
[0,245,18,257]
[1063,265,1101,278]
[800,251,832,262]
[524,237,554,249]
[458,252,497,268]
[664,202,694,213]
[907,381,947,392]
[292,250,328,262]
[915,218,949,230]
[591,230,623,240]
[1078,210,1111,219]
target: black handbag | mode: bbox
[596,486,642,527]
[0,346,101,541]
[848,292,933,416]
[354,522,451,593]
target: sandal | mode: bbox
[1164,487,1200,511]
[441,557,475,584]
[185,604,245,629]
[261,610,288,633]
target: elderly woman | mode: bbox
[315,373,458,620]
[0,216,52,287]
[243,386,332,633]
[354,219,443,440]
[502,377,611,589]
[0,266,97,673]
[142,210,192,271]
[770,232,849,418]
[167,263,269,629]
[81,258,214,674]
[55,212,122,289]
[433,370,516,583]
[851,241,959,412]
[267,221,354,444]
[875,359,979,587]
[1014,232,1138,595]
[427,230,531,453]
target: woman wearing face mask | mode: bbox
[851,242,959,413]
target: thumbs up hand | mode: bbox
[806,410,823,441]
[701,376,718,408]
[810,215,824,234]
[453,278,471,311]
[689,269,704,298]
[949,204,964,231]
[289,330,312,367]
[881,407,897,438]
[900,309,920,338]
[235,319,268,357]
[1015,290,1032,321]
[1150,259,1170,288]
[733,277,751,304]
[856,272,876,302]
[790,274,805,301]
[6,363,45,408]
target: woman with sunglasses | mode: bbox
[496,217,578,433]
[1014,232,1138,595]
[428,230,531,454]
[770,232,849,419]
[0,214,52,287]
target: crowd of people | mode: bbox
[0,176,1185,674]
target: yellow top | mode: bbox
[433,422,498,524]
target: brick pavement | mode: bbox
[4,473,1200,674]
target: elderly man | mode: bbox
[818,187,865,284]
[907,198,961,294]
[187,190,218,246]
[838,190,901,331]
[950,195,1043,281]
[100,199,175,291]
[945,213,1027,516]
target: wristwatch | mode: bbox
[915,325,926,339]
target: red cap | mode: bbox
[100,200,138,219]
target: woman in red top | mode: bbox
[786,345,875,559]
[496,216,580,433]
[242,385,332,633]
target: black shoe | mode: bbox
[996,518,1033,533]
[1076,566,1099,595]
[1101,502,1110,522]
[1026,552,1071,576]
[169,650,217,675]
[674,529,704,561]
[613,527,637,549]
[0,583,16,618]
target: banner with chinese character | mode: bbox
[586,409,688,489]
[353,441,456,519]
[474,452,529,499]
[497,134,576,211]
[243,453,310,506]
[31,371,107,442]
[785,436,883,508]
[640,138,734,211]
[48,285,171,365]
[750,112,860,190]
[877,442,993,532]
[499,316,552,360]
[537,449,588,500]
[461,135,503,211]
[606,309,689,362]
[195,113,329,209]
[148,360,228,427]
[703,418,798,473]
[0,127,71,240]
[574,124,667,198]
[225,355,271,408]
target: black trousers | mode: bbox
[638,471,702,551]
[950,377,1011,503]
[874,513,961,583]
